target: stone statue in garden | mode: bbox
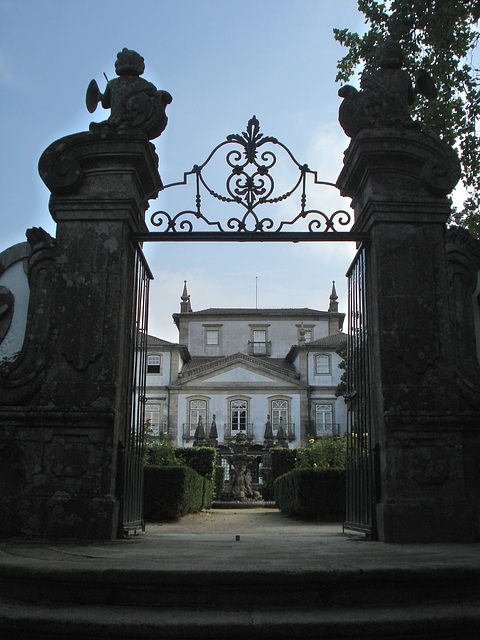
[86,48,172,140]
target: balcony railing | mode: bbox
[145,421,169,439]
[271,423,296,441]
[224,423,254,440]
[248,341,271,356]
[311,423,343,438]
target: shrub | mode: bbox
[175,446,216,480]
[295,436,347,471]
[145,433,179,467]
[214,465,226,499]
[271,448,296,481]
[144,464,204,521]
[202,477,214,509]
[259,466,274,500]
[274,468,346,520]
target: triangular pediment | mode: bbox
[171,352,304,389]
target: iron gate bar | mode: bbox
[121,242,152,535]
[344,243,373,535]
[133,231,369,243]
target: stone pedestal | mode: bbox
[0,130,161,538]
[338,128,479,542]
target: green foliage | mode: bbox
[214,465,226,499]
[334,0,480,237]
[202,477,214,509]
[175,446,216,480]
[145,433,179,467]
[274,468,346,520]
[271,447,296,481]
[295,436,347,471]
[144,464,204,521]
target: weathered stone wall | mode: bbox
[0,130,161,538]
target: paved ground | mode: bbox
[1,508,479,573]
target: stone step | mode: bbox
[1,599,480,639]
[1,563,479,609]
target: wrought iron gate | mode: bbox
[129,116,372,534]
[120,243,153,535]
[344,245,373,535]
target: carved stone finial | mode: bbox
[180,280,192,313]
[86,48,172,140]
[338,39,436,139]
[329,281,338,313]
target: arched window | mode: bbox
[145,403,163,437]
[230,399,248,430]
[189,399,207,427]
[271,399,289,427]
[315,404,333,435]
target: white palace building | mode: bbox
[144,282,347,463]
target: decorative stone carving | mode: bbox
[0,286,14,346]
[338,40,435,138]
[225,432,254,500]
[446,226,480,409]
[87,48,172,141]
[263,414,273,448]
[193,415,206,446]
[0,228,56,405]
[208,414,218,445]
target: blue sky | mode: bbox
[1,0,368,341]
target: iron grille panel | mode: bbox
[133,116,368,243]
[344,245,373,535]
[120,243,152,535]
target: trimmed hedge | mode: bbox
[202,476,214,509]
[271,447,296,481]
[175,447,216,480]
[214,465,226,499]
[274,468,346,520]
[259,466,274,500]
[144,464,205,521]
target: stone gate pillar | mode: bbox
[0,48,169,539]
[0,131,161,539]
[337,127,480,542]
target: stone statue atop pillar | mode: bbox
[86,48,172,140]
[338,40,436,139]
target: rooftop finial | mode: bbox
[329,281,338,313]
[180,280,192,313]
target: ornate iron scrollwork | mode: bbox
[147,116,352,235]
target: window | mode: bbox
[315,404,333,435]
[145,403,163,436]
[315,354,331,375]
[147,355,161,373]
[271,399,289,427]
[203,325,222,349]
[221,457,230,481]
[206,329,219,345]
[249,325,270,355]
[230,399,247,430]
[304,329,312,343]
[189,399,207,428]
